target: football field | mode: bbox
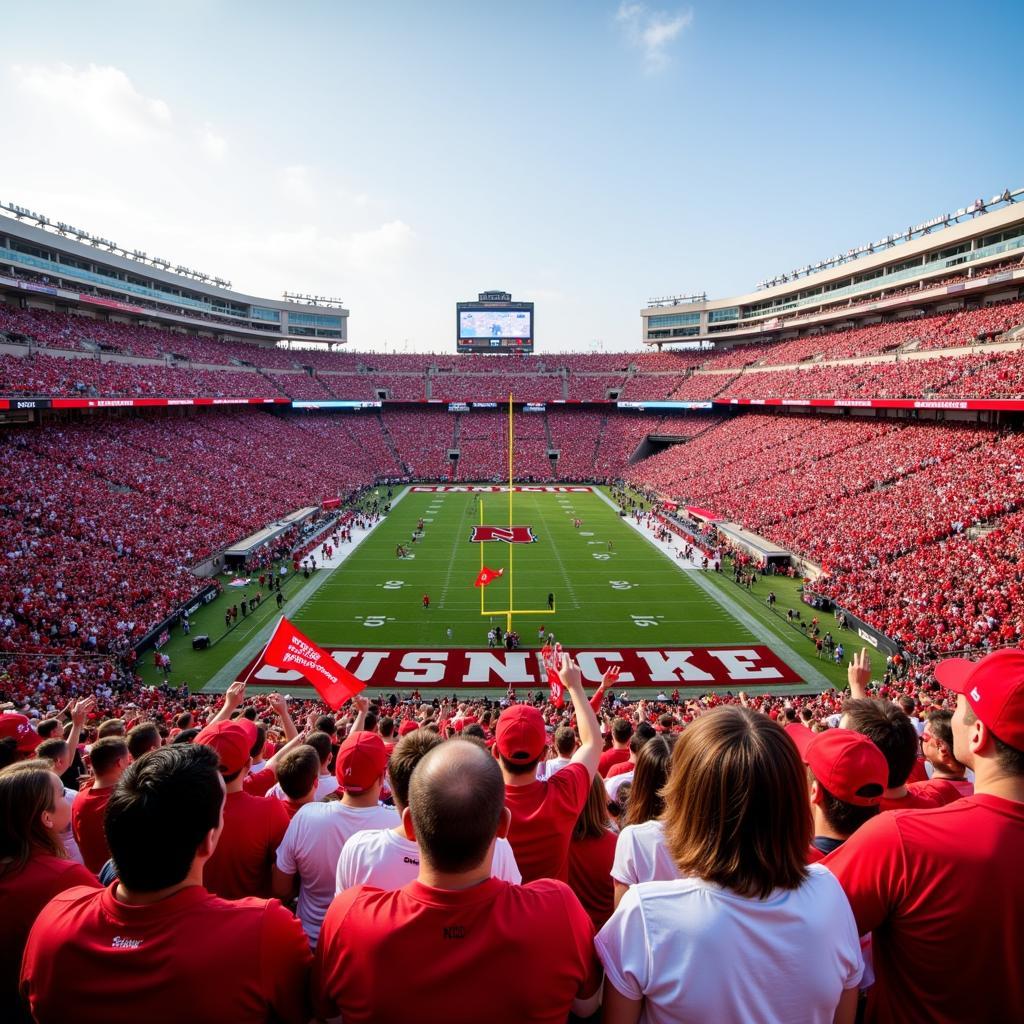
[146,483,876,697]
[295,486,748,650]
[226,485,846,696]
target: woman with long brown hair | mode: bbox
[0,760,98,1018]
[621,735,672,828]
[596,707,863,1024]
[611,734,681,908]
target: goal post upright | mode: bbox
[479,391,556,634]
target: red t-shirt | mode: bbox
[20,883,311,1024]
[503,762,590,882]
[567,830,617,930]
[202,791,290,900]
[71,785,114,874]
[0,854,98,1016]
[243,766,277,798]
[313,877,601,1024]
[877,788,948,812]
[825,795,1024,1024]
[598,747,630,778]
[907,778,969,805]
[605,759,634,780]
[907,756,929,783]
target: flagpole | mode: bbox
[479,496,485,616]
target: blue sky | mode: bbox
[3,1,1022,352]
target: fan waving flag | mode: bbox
[474,566,505,588]
[258,617,364,710]
[541,643,565,709]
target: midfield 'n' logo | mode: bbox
[470,526,538,544]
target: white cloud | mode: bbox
[0,61,430,348]
[345,220,414,273]
[616,3,693,72]
[200,123,228,162]
[10,62,172,140]
[281,164,317,205]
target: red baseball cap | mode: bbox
[398,720,419,736]
[495,705,546,763]
[335,731,388,792]
[791,728,887,807]
[0,713,38,754]
[935,648,1024,749]
[195,721,253,775]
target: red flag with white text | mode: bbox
[259,617,364,709]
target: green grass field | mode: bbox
[295,487,746,649]
[140,485,887,697]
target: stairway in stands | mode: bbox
[376,412,410,474]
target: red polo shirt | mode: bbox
[202,791,290,900]
[825,795,1024,1023]
[313,877,601,1024]
[20,883,311,1024]
[71,785,114,874]
[0,854,98,1017]
[503,762,590,882]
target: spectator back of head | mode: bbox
[389,729,443,810]
[408,739,505,874]
[841,698,918,788]
[90,737,129,779]
[127,722,161,760]
[275,745,321,800]
[105,744,225,892]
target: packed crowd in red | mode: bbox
[2,640,1021,1023]
[6,298,1024,406]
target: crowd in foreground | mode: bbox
[1,645,1022,1024]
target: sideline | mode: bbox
[202,486,411,694]
[591,488,833,690]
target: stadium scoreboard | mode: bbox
[456,291,533,354]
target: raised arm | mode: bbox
[847,647,871,701]
[564,654,602,779]
[267,692,299,743]
[65,696,95,755]
[590,665,620,714]
[208,680,246,725]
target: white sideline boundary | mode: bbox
[591,488,832,690]
[202,486,411,694]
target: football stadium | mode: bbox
[2,5,1023,1023]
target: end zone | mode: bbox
[241,644,803,691]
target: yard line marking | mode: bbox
[439,495,473,610]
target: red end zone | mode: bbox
[410,485,593,493]
[241,645,803,690]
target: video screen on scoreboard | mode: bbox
[456,299,533,354]
[458,309,532,339]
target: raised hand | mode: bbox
[848,647,872,697]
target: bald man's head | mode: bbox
[408,739,505,874]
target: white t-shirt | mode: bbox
[539,756,572,781]
[595,865,864,1024]
[275,800,399,946]
[61,786,83,865]
[605,771,634,803]
[336,828,522,892]
[266,774,339,802]
[611,819,679,886]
